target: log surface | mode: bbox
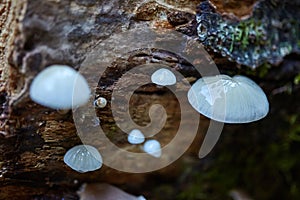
[0,0,299,199]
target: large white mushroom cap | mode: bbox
[30,65,90,109]
[188,75,269,123]
[64,145,103,173]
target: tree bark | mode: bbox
[0,0,299,199]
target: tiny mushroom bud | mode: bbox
[187,74,269,123]
[64,145,103,173]
[143,139,161,158]
[94,96,107,108]
[30,65,90,109]
[151,68,176,86]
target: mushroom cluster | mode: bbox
[127,129,162,158]
[30,63,268,174]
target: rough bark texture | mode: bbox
[0,0,299,199]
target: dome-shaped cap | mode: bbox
[151,68,176,86]
[128,129,145,144]
[143,139,161,158]
[188,75,269,123]
[30,65,90,109]
[64,145,103,173]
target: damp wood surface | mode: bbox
[0,0,299,199]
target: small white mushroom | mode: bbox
[127,129,145,144]
[64,145,103,173]
[143,139,161,158]
[229,189,253,200]
[77,183,147,200]
[151,68,176,86]
[187,74,269,123]
[94,96,107,108]
[30,65,90,109]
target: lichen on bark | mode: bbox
[196,0,300,68]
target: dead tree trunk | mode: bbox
[0,0,299,199]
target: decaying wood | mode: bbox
[0,0,26,81]
[0,0,299,199]
[0,0,27,135]
[0,0,207,198]
[209,0,257,18]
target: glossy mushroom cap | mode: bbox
[64,145,103,173]
[151,68,176,86]
[127,129,145,145]
[30,65,90,109]
[143,139,161,158]
[188,75,269,123]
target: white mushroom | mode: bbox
[30,65,90,109]
[188,75,269,123]
[151,68,176,86]
[143,139,161,158]
[127,129,145,144]
[64,145,103,173]
[77,183,147,200]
